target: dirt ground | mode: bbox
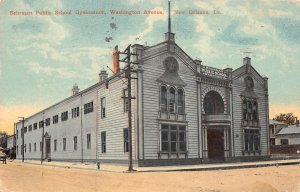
[0,162,300,192]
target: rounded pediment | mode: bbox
[163,56,179,73]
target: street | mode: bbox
[0,161,300,192]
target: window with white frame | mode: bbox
[161,124,186,153]
[39,121,44,128]
[177,88,184,114]
[160,86,167,112]
[160,86,185,114]
[169,87,176,113]
[61,111,68,121]
[72,107,80,118]
[28,125,32,132]
[74,136,77,150]
[123,128,129,152]
[84,101,93,114]
[63,138,66,151]
[123,89,129,112]
[87,134,91,149]
[242,99,259,126]
[53,115,59,124]
[244,129,260,154]
[101,132,106,153]
[101,97,106,118]
[54,139,57,151]
[45,118,50,126]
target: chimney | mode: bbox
[113,45,120,75]
[243,57,251,65]
[72,83,79,95]
[99,69,108,82]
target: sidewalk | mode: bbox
[11,158,300,173]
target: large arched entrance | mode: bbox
[203,91,227,160]
[203,91,224,115]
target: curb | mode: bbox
[138,161,300,173]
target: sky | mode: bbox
[0,0,300,134]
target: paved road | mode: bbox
[0,161,300,192]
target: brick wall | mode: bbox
[270,145,300,154]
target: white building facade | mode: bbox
[16,30,270,166]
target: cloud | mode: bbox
[28,62,77,78]
[119,6,166,47]
[193,16,215,57]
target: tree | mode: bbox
[0,131,8,148]
[273,113,298,125]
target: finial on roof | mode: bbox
[168,1,171,33]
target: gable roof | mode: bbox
[269,119,287,125]
[277,125,300,135]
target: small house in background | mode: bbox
[269,119,286,146]
[6,135,16,158]
[270,121,300,155]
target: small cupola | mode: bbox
[99,69,108,82]
[72,83,80,95]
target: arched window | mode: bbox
[177,88,184,114]
[203,91,224,115]
[169,87,176,113]
[160,86,167,112]
[253,101,258,121]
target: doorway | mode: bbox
[207,129,224,159]
[45,138,51,160]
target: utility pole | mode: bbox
[118,44,138,172]
[41,112,45,164]
[18,117,25,162]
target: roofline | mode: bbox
[17,71,125,123]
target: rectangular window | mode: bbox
[63,138,66,151]
[24,144,26,153]
[39,121,44,128]
[123,128,129,152]
[45,118,50,126]
[101,132,106,153]
[54,139,57,151]
[34,143,36,152]
[33,123,37,130]
[160,124,187,153]
[29,143,31,153]
[280,139,289,145]
[53,115,59,124]
[40,142,42,152]
[61,111,68,121]
[24,127,27,133]
[72,107,80,118]
[87,134,91,149]
[101,98,106,118]
[28,125,32,132]
[17,130,18,139]
[84,101,94,114]
[123,89,129,112]
[244,129,260,153]
[270,138,275,146]
[73,136,77,150]
[17,145,18,155]
[242,99,259,126]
